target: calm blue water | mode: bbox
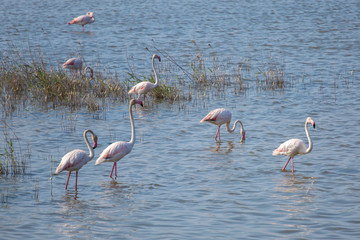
[1,0,360,239]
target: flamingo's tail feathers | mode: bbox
[68,19,76,25]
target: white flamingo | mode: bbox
[200,108,245,142]
[128,54,161,106]
[63,58,93,78]
[55,129,98,190]
[95,99,143,179]
[272,117,316,174]
[68,12,95,32]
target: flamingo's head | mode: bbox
[86,12,94,18]
[131,99,144,107]
[241,130,246,142]
[306,117,315,128]
[92,134,98,149]
[153,54,161,62]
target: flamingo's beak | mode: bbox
[93,141,97,149]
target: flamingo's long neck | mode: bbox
[129,103,135,145]
[152,56,159,87]
[226,120,243,133]
[226,120,245,142]
[305,122,313,154]
[84,130,94,160]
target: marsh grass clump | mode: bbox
[0,124,31,176]
[255,60,286,90]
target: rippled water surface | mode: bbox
[1,0,360,239]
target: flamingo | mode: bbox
[68,12,95,32]
[272,117,316,174]
[95,99,143,179]
[200,108,245,142]
[128,54,161,106]
[63,58,93,78]
[55,129,98,190]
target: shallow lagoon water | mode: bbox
[1,0,360,239]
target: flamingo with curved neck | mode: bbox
[63,58,93,78]
[200,108,245,142]
[95,99,143,179]
[55,129,98,190]
[272,117,315,174]
[128,54,161,106]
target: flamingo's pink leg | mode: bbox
[65,171,71,190]
[110,162,116,178]
[291,157,294,174]
[215,126,220,140]
[114,162,117,179]
[75,171,79,191]
[282,157,291,171]
[143,95,146,106]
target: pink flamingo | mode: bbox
[68,12,95,32]
[128,54,161,106]
[272,117,315,174]
[63,58,93,78]
[200,108,245,142]
[55,129,98,190]
[95,99,143,179]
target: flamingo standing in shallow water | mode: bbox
[63,58,93,78]
[200,108,245,142]
[272,117,315,174]
[68,12,95,32]
[95,99,143,179]
[55,129,98,190]
[128,54,161,106]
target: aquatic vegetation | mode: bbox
[0,123,31,176]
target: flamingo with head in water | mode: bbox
[272,117,316,174]
[200,108,245,142]
[63,58,93,78]
[128,54,161,106]
[68,12,95,32]
[95,99,143,179]
[55,129,98,190]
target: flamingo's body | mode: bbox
[128,54,161,106]
[95,99,142,179]
[200,108,245,142]
[63,58,93,78]
[273,117,315,174]
[55,130,98,190]
[68,12,95,31]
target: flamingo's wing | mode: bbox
[95,141,132,165]
[69,15,92,25]
[55,149,89,174]
[128,81,153,95]
[63,58,82,69]
[272,138,306,156]
[200,108,229,125]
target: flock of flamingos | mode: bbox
[56,12,316,190]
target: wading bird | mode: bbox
[200,108,245,142]
[63,58,93,78]
[55,129,98,190]
[272,117,315,174]
[68,12,95,32]
[95,99,143,179]
[128,54,161,106]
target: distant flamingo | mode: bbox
[95,99,143,179]
[63,58,93,78]
[68,12,95,32]
[200,108,245,142]
[128,54,161,106]
[55,129,98,190]
[272,117,315,174]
